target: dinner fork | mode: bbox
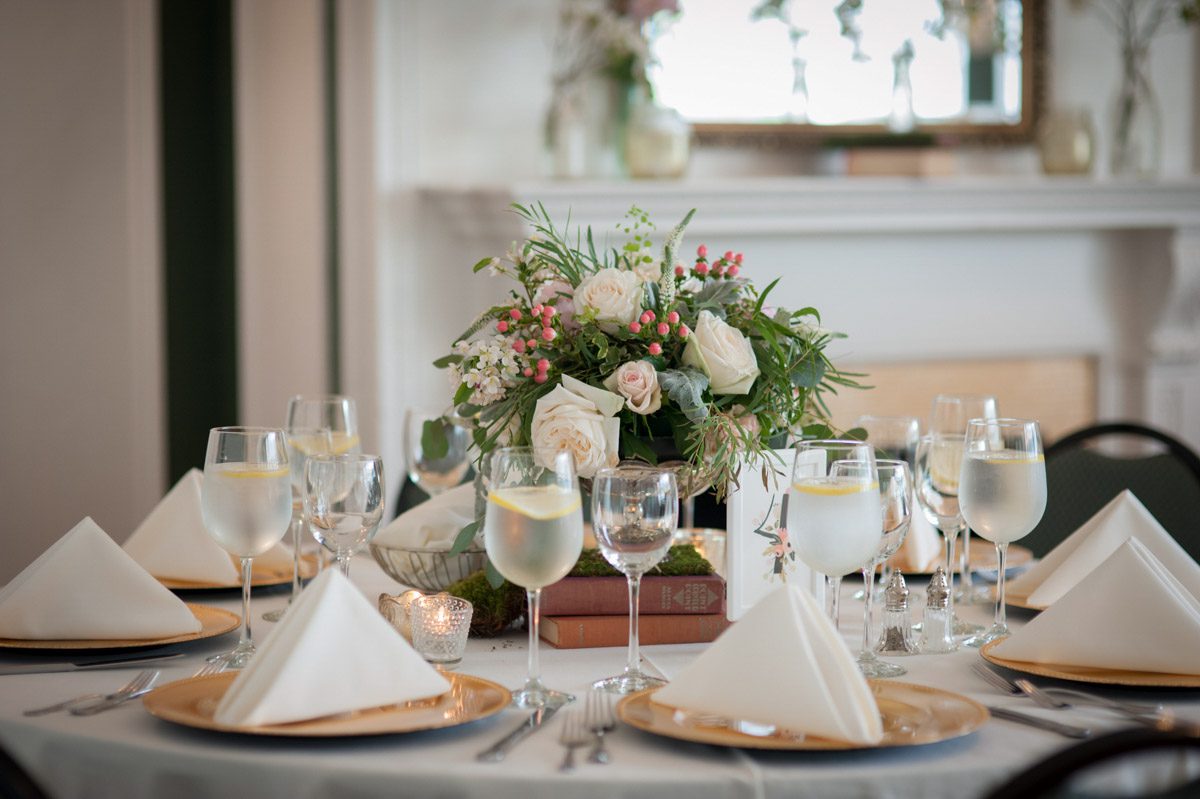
[584,690,616,764]
[69,670,159,716]
[973,663,1162,717]
[23,670,156,717]
[558,712,591,773]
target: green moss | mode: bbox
[445,571,525,637]
[568,545,714,577]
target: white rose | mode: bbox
[632,258,662,284]
[575,268,642,330]
[681,310,761,395]
[603,361,662,415]
[530,375,622,478]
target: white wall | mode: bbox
[0,0,163,583]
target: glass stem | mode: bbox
[944,525,960,618]
[626,574,642,676]
[960,527,973,594]
[337,551,351,578]
[289,515,302,599]
[860,564,877,659]
[239,556,253,648]
[826,575,843,628]
[526,588,542,688]
[994,542,1009,634]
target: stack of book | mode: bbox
[538,546,730,649]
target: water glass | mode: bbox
[201,426,292,668]
[853,415,919,600]
[304,454,385,578]
[591,466,678,694]
[960,418,1047,646]
[404,408,472,496]
[483,447,583,709]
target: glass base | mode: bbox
[953,615,985,636]
[857,655,906,678]
[207,642,255,670]
[954,585,993,606]
[593,671,666,695]
[511,684,574,710]
[262,605,288,622]
[963,625,1008,648]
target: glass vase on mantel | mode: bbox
[1109,44,1162,178]
[544,76,630,179]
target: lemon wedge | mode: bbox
[489,486,582,521]
[792,478,878,496]
[216,465,290,479]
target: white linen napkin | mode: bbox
[373,483,476,549]
[890,512,942,572]
[122,469,241,584]
[0,517,201,639]
[1007,490,1200,608]
[213,569,450,727]
[654,584,883,744]
[993,538,1200,674]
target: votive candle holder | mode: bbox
[412,594,472,669]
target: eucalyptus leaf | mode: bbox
[421,419,450,460]
[485,559,505,589]
[659,368,710,423]
[792,353,827,389]
[472,257,494,273]
[449,519,480,556]
[432,354,463,369]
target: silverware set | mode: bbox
[24,670,160,717]
[559,691,617,771]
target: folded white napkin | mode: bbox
[891,512,942,572]
[1007,490,1200,608]
[374,483,477,549]
[654,584,883,744]
[213,569,450,727]
[0,518,201,640]
[122,469,241,584]
[993,538,1200,674]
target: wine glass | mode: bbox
[852,415,919,600]
[263,426,333,622]
[788,440,881,629]
[483,446,584,709]
[304,453,386,578]
[833,459,912,677]
[287,395,360,573]
[201,427,293,669]
[404,408,472,497]
[591,466,678,694]
[959,418,1047,646]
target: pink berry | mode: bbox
[531,304,543,316]
[542,306,556,319]
[724,251,734,261]
[534,373,548,384]
[645,310,656,322]
[537,358,550,372]
[628,321,642,334]
[674,264,685,277]
[640,311,652,325]
[734,252,744,264]
[512,339,526,354]
[542,328,556,342]
[657,322,669,336]
[496,320,509,333]
[695,263,709,276]
[523,367,534,377]
[648,342,663,356]
[712,265,724,277]
[527,338,538,349]
[697,244,708,259]
[666,311,680,324]
[508,308,521,320]
[726,265,740,278]
[678,325,690,338]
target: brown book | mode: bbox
[540,614,732,649]
[540,574,725,616]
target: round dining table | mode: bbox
[1,558,1197,799]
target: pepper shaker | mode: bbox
[876,570,919,655]
[921,566,957,653]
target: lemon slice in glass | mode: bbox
[488,486,582,520]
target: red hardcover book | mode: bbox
[540,574,725,616]
[540,614,732,649]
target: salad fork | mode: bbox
[558,712,591,772]
[69,670,159,716]
[23,670,156,717]
[585,690,616,764]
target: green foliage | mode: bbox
[569,545,715,577]
[445,571,526,637]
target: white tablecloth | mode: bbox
[1,560,1197,799]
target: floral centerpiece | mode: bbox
[433,204,858,578]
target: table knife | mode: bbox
[0,652,183,676]
[988,706,1092,739]
[476,705,559,762]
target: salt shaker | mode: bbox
[876,570,919,655]
[920,566,957,653]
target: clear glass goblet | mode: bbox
[852,415,919,601]
[304,454,386,578]
[404,407,472,497]
[591,465,677,694]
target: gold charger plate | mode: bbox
[0,604,239,652]
[143,671,511,737]
[158,554,319,591]
[886,541,1033,575]
[617,680,989,751]
[981,639,1200,688]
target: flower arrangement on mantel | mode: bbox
[431,204,859,581]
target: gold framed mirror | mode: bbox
[647,0,1045,145]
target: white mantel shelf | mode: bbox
[423,177,1200,237]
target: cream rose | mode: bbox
[530,375,622,478]
[603,361,662,415]
[680,310,760,395]
[575,268,642,330]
